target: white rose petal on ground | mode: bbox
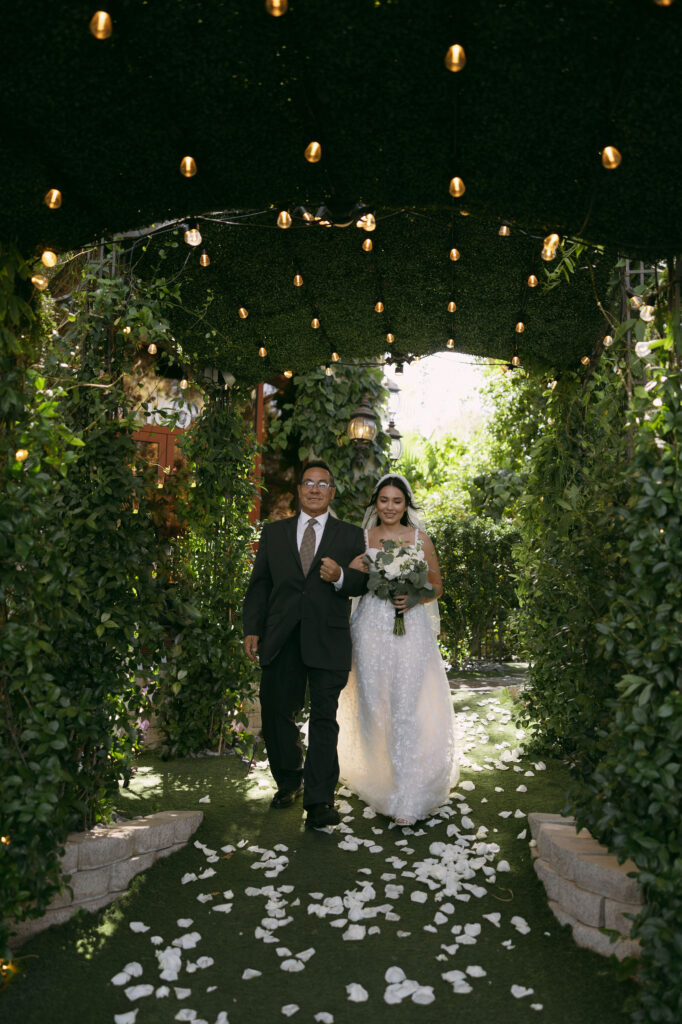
[150,936,164,946]
[124,985,155,1001]
[123,962,143,978]
[112,972,131,986]
[241,969,262,980]
[531,1004,544,1011]
[466,966,487,977]
[198,795,211,803]
[497,860,511,872]
[177,919,193,928]
[215,1013,229,1024]
[517,829,527,840]
[296,948,316,962]
[197,869,216,880]
[511,916,531,935]
[212,904,233,914]
[511,985,535,998]
[498,811,512,818]
[342,925,366,941]
[281,959,305,972]
[114,1012,138,1024]
[346,983,369,1003]
[459,781,475,791]
[313,1014,334,1023]
[410,891,428,904]
[181,874,198,885]
[384,966,406,984]
[514,809,526,818]
[412,986,435,1005]
[173,990,191,1002]
[516,785,527,793]
[156,986,170,998]
[483,912,501,927]
[129,922,150,933]
[175,1010,197,1022]
[195,957,214,969]
[281,1005,299,1017]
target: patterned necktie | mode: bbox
[299,517,318,575]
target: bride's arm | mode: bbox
[419,531,443,601]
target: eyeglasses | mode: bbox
[300,480,333,490]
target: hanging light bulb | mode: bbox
[44,188,62,209]
[444,44,466,72]
[179,378,189,389]
[184,226,202,246]
[325,364,333,376]
[277,210,292,229]
[89,10,112,39]
[375,300,384,313]
[283,369,293,378]
[654,0,675,6]
[15,448,29,462]
[304,141,322,163]
[603,334,614,347]
[541,233,560,261]
[180,156,197,177]
[448,300,457,313]
[311,317,320,329]
[511,355,521,367]
[356,213,376,232]
[449,247,461,261]
[238,307,249,319]
[601,146,622,170]
[581,355,590,365]
[199,250,210,267]
[527,274,539,287]
[460,209,470,217]
[122,326,131,334]
[302,209,315,222]
[386,332,395,344]
[362,238,373,252]
[259,346,267,358]
[446,338,455,349]
[449,177,466,198]
[629,295,643,310]
[41,249,57,268]
[498,224,511,237]
[515,321,525,333]
[640,304,655,322]
[331,351,340,362]
[31,274,48,291]
[293,274,303,287]
[265,0,288,15]
[147,343,158,355]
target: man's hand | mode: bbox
[348,553,369,573]
[320,557,341,583]
[244,635,260,663]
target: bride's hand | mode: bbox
[348,554,369,572]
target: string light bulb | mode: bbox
[331,351,340,362]
[265,0,288,15]
[304,141,322,163]
[601,146,622,170]
[449,177,466,198]
[629,295,643,310]
[581,355,590,365]
[511,355,521,367]
[147,343,157,355]
[515,321,525,333]
[15,449,29,462]
[654,0,675,5]
[238,307,249,319]
[356,213,376,232]
[259,346,267,358]
[180,156,197,177]
[41,249,57,267]
[374,300,384,313]
[89,11,112,39]
[179,378,189,389]
[541,233,560,261]
[283,369,293,378]
[44,188,62,209]
[122,326,131,334]
[184,226,202,246]
[0,834,10,844]
[302,209,315,222]
[325,365,333,376]
[448,300,457,313]
[498,224,511,237]
[199,250,210,267]
[527,274,538,287]
[444,44,467,72]
[277,210,292,229]
[640,304,655,322]
[603,334,613,347]
[311,317,320,329]
[31,274,48,290]
[449,247,461,261]
[293,274,303,287]
[446,338,455,349]
[362,238,373,252]
[386,333,395,344]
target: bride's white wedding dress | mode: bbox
[337,531,459,822]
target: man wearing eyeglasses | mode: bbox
[243,460,367,831]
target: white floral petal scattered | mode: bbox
[198,795,211,804]
[411,986,435,1005]
[156,986,170,998]
[511,985,535,999]
[112,971,130,986]
[281,1005,299,1017]
[280,959,305,972]
[511,915,531,935]
[124,984,154,1001]
[175,1010,197,1022]
[531,1004,544,1011]
[129,922,150,933]
[177,919,193,928]
[313,1014,334,1023]
[114,1012,138,1024]
[241,969,262,980]
[346,983,369,1003]
[384,966,406,984]
[174,990,191,1003]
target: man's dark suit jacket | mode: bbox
[242,514,367,670]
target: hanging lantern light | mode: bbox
[179,378,189,389]
[356,213,376,232]
[629,295,643,310]
[511,355,521,367]
[89,10,112,39]
[386,332,395,344]
[293,274,303,287]
[311,317,320,329]
[603,334,614,347]
[283,369,293,378]
[515,321,525,333]
[44,188,62,210]
[180,156,197,177]
[331,351,340,362]
[498,224,511,237]
[15,448,29,462]
[444,44,467,72]
[325,364,333,376]
[238,306,249,319]
[601,146,622,170]
[446,338,455,349]
[199,250,210,267]
[265,0,288,15]
[449,247,461,262]
[122,326,131,334]
[654,0,675,5]
[348,395,378,443]
[527,274,539,287]
[449,177,466,198]
[375,300,384,313]
[259,346,268,358]
[184,226,202,246]
[147,343,158,355]
[387,420,403,462]
[448,299,457,313]
[640,304,655,322]
[541,233,560,261]
[302,209,315,222]
[31,274,48,291]
[581,355,590,365]
[41,249,57,268]
[277,210,292,229]
[304,141,322,163]
[362,238,373,252]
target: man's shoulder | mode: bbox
[259,517,296,538]
[331,516,363,536]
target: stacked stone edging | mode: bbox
[9,810,203,948]
[529,812,643,961]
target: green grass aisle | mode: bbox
[3,691,633,1024]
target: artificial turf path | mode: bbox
[3,690,632,1024]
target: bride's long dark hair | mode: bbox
[368,475,420,527]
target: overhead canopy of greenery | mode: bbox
[5,0,680,372]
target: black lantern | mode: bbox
[386,420,403,462]
[348,395,378,443]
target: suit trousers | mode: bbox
[259,624,348,808]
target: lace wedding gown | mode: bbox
[337,532,459,822]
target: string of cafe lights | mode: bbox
[32,3,676,385]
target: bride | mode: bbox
[336,474,458,825]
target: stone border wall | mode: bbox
[528,812,643,961]
[9,810,203,949]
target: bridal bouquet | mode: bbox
[365,538,433,636]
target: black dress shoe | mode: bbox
[305,803,341,830]
[270,785,303,809]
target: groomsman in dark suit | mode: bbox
[243,460,367,830]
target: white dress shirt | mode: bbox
[296,510,344,588]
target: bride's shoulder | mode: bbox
[417,529,436,550]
